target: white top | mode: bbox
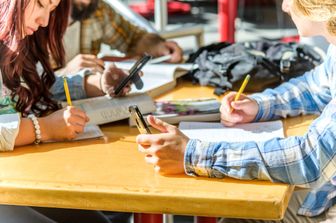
[0,71,20,151]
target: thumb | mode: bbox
[147,115,175,133]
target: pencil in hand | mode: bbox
[230,74,250,112]
[63,76,72,106]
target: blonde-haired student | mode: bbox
[136,0,336,222]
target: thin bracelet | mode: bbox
[28,114,42,144]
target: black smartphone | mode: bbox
[114,55,152,96]
[129,105,151,134]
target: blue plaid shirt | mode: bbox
[185,44,336,217]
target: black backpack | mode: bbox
[186,41,324,95]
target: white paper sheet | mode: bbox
[179,120,284,142]
[74,124,104,141]
[113,62,195,96]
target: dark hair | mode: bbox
[0,0,70,116]
[71,0,98,21]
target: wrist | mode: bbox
[37,117,51,142]
[84,74,105,97]
[28,114,42,144]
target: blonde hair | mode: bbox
[293,0,336,35]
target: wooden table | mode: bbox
[0,81,314,222]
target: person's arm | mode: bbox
[51,64,130,101]
[185,98,336,188]
[97,2,183,63]
[98,1,147,55]
[251,49,334,122]
[51,70,90,101]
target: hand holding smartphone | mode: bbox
[129,105,151,134]
[114,55,151,96]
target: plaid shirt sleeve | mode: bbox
[184,45,336,216]
[250,57,334,122]
[80,0,147,55]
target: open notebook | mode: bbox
[179,120,284,142]
[113,62,195,97]
[70,93,156,125]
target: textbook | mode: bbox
[179,120,284,142]
[113,62,195,97]
[129,98,221,126]
[70,93,156,125]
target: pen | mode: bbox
[231,74,250,112]
[63,76,72,106]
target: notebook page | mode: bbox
[74,124,104,141]
[113,62,194,95]
[179,120,284,142]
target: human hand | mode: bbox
[150,41,183,63]
[64,54,105,74]
[161,41,183,63]
[39,107,89,141]
[101,63,132,97]
[220,92,259,126]
[136,115,189,175]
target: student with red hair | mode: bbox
[0,0,127,222]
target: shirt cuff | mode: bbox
[184,139,217,177]
[51,69,93,101]
[250,93,273,121]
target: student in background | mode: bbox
[56,0,183,75]
[0,0,128,222]
[136,0,336,222]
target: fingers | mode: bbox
[136,133,164,147]
[101,66,130,97]
[220,91,258,126]
[231,98,252,110]
[147,115,176,133]
[164,41,183,63]
[64,106,89,134]
[77,54,105,73]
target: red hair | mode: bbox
[0,0,70,116]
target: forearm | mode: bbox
[185,99,336,187]
[129,33,165,57]
[14,118,37,146]
[84,74,104,97]
[251,69,331,121]
[14,117,52,146]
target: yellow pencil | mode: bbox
[63,76,72,106]
[231,74,250,112]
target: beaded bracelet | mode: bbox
[28,114,42,144]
